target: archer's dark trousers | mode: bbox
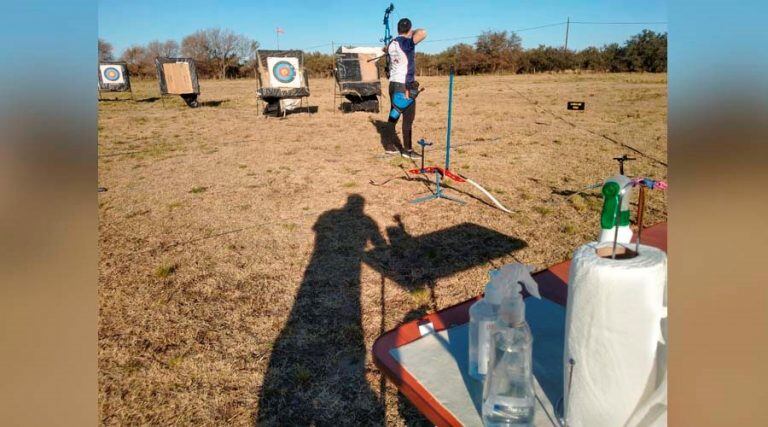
[389,81,416,151]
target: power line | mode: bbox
[297,20,666,51]
[570,21,667,25]
[423,22,567,44]
[302,42,332,50]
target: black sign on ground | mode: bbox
[567,101,586,111]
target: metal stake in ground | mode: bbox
[410,66,465,205]
[417,138,432,172]
[613,154,636,175]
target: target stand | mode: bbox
[98,88,135,102]
[410,139,465,205]
[155,58,202,108]
[408,67,464,206]
[98,62,134,101]
[255,50,311,117]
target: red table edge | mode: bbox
[372,223,667,426]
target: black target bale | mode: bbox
[98,61,132,92]
[155,57,201,108]
[335,50,382,113]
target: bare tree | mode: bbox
[146,39,179,59]
[181,28,252,79]
[120,45,147,76]
[98,38,114,61]
[180,31,212,76]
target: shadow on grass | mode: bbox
[550,186,602,199]
[257,195,387,425]
[135,97,160,103]
[370,118,404,155]
[292,105,319,114]
[200,99,228,107]
[256,195,526,425]
[98,96,134,102]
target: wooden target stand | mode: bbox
[158,92,200,109]
[98,87,135,102]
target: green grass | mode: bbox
[533,205,552,216]
[570,195,587,211]
[190,186,208,194]
[342,181,357,188]
[155,263,178,278]
[409,288,432,307]
[168,354,184,369]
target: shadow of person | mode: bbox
[365,218,527,293]
[370,118,403,154]
[257,195,387,425]
[364,215,528,426]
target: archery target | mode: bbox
[100,64,125,84]
[267,57,301,88]
[273,61,296,83]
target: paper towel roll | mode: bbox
[563,243,667,427]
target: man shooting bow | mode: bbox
[386,18,427,159]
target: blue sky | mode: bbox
[99,0,666,56]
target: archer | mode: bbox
[385,17,427,159]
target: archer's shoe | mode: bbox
[401,150,419,160]
[384,148,399,155]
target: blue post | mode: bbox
[444,66,454,170]
[409,66,464,206]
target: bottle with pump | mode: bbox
[468,270,510,380]
[469,265,540,381]
[482,265,540,426]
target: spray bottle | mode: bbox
[599,174,633,244]
[482,266,540,426]
[599,155,636,244]
[468,264,539,381]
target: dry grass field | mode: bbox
[98,73,667,425]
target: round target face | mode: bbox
[272,61,297,84]
[103,67,121,81]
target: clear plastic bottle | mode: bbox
[482,287,536,426]
[469,264,540,381]
[468,270,508,380]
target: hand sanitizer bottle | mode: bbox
[482,266,540,426]
[469,270,508,380]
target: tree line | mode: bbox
[99,28,259,79]
[99,28,666,79]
